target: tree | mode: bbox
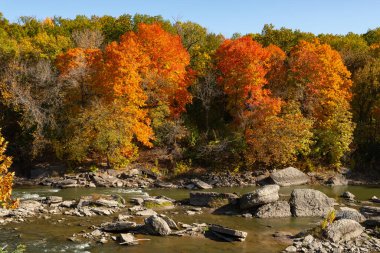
[215,36,312,167]
[215,36,282,125]
[288,40,354,167]
[135,23,193,117]
[351,58,380,170]
[0,130,18,209]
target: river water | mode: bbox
[1,185,379,253]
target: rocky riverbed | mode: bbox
[2,167,380,252]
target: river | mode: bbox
[1,185,379,253]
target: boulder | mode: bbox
[240,185,279,209]
[144,215,171,236]
[289,189,335,217]
[94,199,120,208]
[341,191,355,201]
[336,207,366,222]
[143,198,174,209]
[45,196,63,204]
[120,233,138,245]
[190,179,212,189]
[325,219,364,243]
[158,214,178,230]
[370,196,380,204]
[363,216,380,228]
[19,200,43,211]
[360,206,380,217]
[189,192,238,207]
[101,221,137,232]
[255,201,291,218]
[60,200,76,208]
[270,167,309,187]
[135,209,157,216]
[208,224,247,242]
[326,174,348,186]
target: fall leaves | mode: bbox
[54,26,354,168]
[0,130,18,209]
[55,23,192,165]
[215,37,353,167]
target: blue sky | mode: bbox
[1,0,379,37]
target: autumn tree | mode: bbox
[351,58,380,170]
[135,23,192,117]
[216,36,313,167]
[0,130,18,209]
[288,40,354,167]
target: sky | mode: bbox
[1,0,379,37]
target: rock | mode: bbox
[360,206,380,217]
[19,200,43,211]
[208,224,247,242]
[190,179,212,189]
[255,201,291,218]
[91,229,102,237]
[189,192,238,207]
[158,214,178,230]
[270,167,309,186]
[135,209,157,216]
[285,245,297,252]
[45,196,63,204]
[0,209,11,217]
[154,181,177,188]
[240,184,279,209]
[130,197,144,205]
[101,221,137,232]
[120,233,138,245]
[117,213,132,221]
[325,219,364,243]
[289,189,335,217]
[242,213,252,218]
[186,210,196,215]
[363,216,380,228]
[341,191,355,201]
[144,215,171,236]
[326,174,348,186]
[60,200,76,208]
[370,196,380,203]
[336,207,366,222]
[143,198,174,209]
[303,234,314,244]
[94,199,120,208]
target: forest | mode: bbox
[0,13,379,179]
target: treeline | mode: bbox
[0,13,379,174]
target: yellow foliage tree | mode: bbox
[0,130,19,209]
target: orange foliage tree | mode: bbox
[0,130,19,209]
[216,36,312,166]
[216,36,313,167]
[135,23,192,117]
[216,36,282,126]
[55,23,192,165]
[288,40,354,166]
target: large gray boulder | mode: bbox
[189,192,238,207]
[255,201,292,218]
[240,185,280,209]
[325,219,364,243]
[144,215,171,236]
[289,189,335,217]
[270,167,309,186]
[336,207,366,222]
